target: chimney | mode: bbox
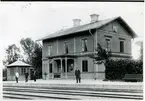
[73,19,81,27]
[90,14,99,22]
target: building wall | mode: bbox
[42,33,94,57]
[7,67,31,81]
[97,20,132,54]
[42,20,133,79]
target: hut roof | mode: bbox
[7,60,31,67]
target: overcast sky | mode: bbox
[0,2,144,68]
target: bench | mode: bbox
[122,74,143,82]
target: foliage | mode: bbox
[20,38,35,64]
[135,41,143,60]
[3,68,7,77]
[90,43,111,64]
[105,59,143,80]
[20,38,42,78]
[3,44,20,65]
[140,41,143,60]
[31,42,42,78]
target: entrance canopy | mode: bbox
[7,60,31,67]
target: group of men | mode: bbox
[15,70,37,83]
[15,69,81,83]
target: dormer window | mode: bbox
[113,25,118,32]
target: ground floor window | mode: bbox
[49,64,52,73]
[82,60,88,72]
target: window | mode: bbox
[48,45,52,55]
[113,25,117,32]
[64,42,68,54]
[24,68,26,73]
[10,68,14,75]
[106,39,111,51]
[82,39,88,52]
[21,68,23,74]
[21,68,26,75]
[120,41,124,53]
[49,64,52,73]
[82,60,88,72]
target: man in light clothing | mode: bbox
[15,72,19,83]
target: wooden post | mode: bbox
[60,59,63,78]
[65,58,67,79]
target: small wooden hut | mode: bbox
[7,60,33,81]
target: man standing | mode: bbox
[15,72,19,83]
[75,69,78,83]
[25,72,29,82]
[33,70,37,82]
[75,69,81,83]
[78,69,81,83]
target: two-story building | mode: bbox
[38,14,137,80]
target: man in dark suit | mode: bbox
[25,72,29,82]
[78,69,81,83]
[33,70,37,82]
[75,69,81,83]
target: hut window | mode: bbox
[21,68,26,75]
[10,68,14,75]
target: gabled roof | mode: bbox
[38,16,137,41]
[7,60,31,67]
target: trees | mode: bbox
[135,41,143,61]
[90,43,111,64]
[20,38,42,78]
[3,44,20,65]
[20,38,35,64]
[31,42,42,78]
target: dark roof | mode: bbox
[38,16,137,41]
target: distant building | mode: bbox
[6,60,33,81]
[39,14,137,80]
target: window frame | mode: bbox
[120,41,124,53]
[113,25,118,33]
[105,38,111,52]
[48,45,52,55]
[82,60,88,72]
[81,38,88,52]
[64,41,69,54]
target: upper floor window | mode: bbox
[106,39,111,51]
[120,41,124,53]
[113,25,118,32]
[82,60,88,72]
[82,39,88,52]
[48,45,52,55]
[64,42,68,54]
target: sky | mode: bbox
[0,2,144,68]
